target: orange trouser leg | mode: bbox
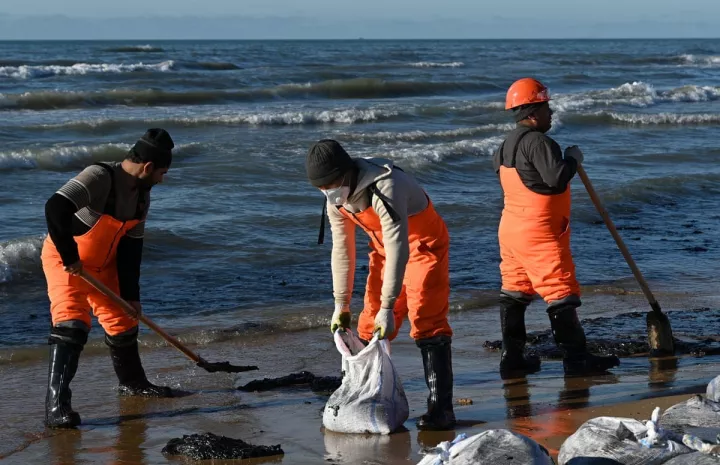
[405,229,452,341]
[500,218,580,304]
[88,268,139,337]
[43,250,93,330]
[499,217,535,299]
[357,247,408,342]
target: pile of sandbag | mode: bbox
[661,375,720,438]
[416,430,554,465]
[558,414,691,465]
[322,330,409,434]
[559,375,720,465]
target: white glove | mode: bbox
[374,308,395,340]
[330,303,351,333]
[564,145,584,164]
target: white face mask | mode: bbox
[323,185,351,205]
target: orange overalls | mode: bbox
[498,147,580,304]
[340,195,452,342]
[42,186,142,336]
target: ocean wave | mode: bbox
[104,45,165,53]
[552,82,720,112]
[28,108,405,132]
[0,142,200,172]
[678,54,720,67]
[0,236,44,284]
[0,61,175,79]
[0,78,497,110]
[572,111,720,126]
[368,136,504,168]
[598,171,720,207]
[339,123,514,143]
[410,62,465,68]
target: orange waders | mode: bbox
[341,197,452,342]
[498,166,580,304]
[41,214,141,336]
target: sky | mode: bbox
[0,0,719,39]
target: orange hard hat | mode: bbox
[505,78,551,110]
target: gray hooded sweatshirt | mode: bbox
[327,157,429,310]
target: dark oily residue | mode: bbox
[238,371,342,394]
[161,432,283,460]
[483,308,720,358]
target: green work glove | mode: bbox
[374,307,395,340]
[331,303,351,333]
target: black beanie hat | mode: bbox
[129,128,175,168]
[306,139,354,187]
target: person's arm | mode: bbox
[373,179,409,310]
[529,137,578,191]
[328,203,356,306]
[45,166,111,266]
[116,220,145,302]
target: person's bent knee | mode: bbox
[104,326,139,348]
[49,321,89,349]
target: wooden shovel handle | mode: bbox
[576,164,662,313]
[79,270,204,364]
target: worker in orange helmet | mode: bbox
[493,78,620,376]
[305,139,455,431]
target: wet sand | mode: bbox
[2,289,720,464]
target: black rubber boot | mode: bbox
[416,336,456,431]
[548,305,620,375]
[499,295,541,377]
[107,335,173,398]
[45,341,82,428]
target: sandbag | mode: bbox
[558,416,692,465]
[663,453,720,464]
[322,330,409,434]
[661,375,720,435]
[565,459,623,465]
[416,430,554,465]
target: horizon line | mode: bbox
[1,37,719,41]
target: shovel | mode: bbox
[576,164,675,356]
[79,270,259,373]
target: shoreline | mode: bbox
[2,307,718,464]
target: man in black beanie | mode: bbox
[306,139,456,431]
[41,128,175,429]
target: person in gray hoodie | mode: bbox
[306,139,456,431]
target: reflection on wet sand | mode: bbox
[324,427,412,463]
[112,397,150,465]
[48,429,82,465]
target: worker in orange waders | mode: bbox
[494,78,620,377]
[305,139,455,431]
[42,129,175,429]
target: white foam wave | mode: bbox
[0,143,130,170]
[0,142,197,171]
[34,108,403,130]
[369,136,505,168]
[410,62,465,68]
[607,112,720,125]
[341,123,515,142]
[210,108,401,125]
[0,236,44,284]
[679,54,720,67]
[0,61,175,79]
[133,45,161,51]
[551,82,720,112]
